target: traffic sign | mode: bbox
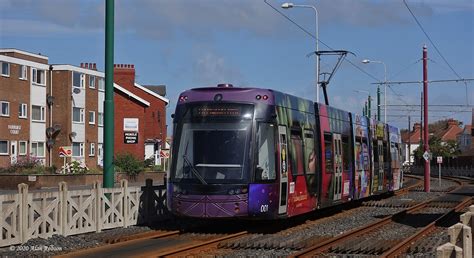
[437,156,443,164]
[423,151,431,161]
[59,146,72,157]
[160,150,170,158]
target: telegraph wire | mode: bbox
[263,0,381,83]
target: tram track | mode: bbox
[292,176,471,257]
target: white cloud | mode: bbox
[192,49,244,85]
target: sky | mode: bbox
[1,0,473,135]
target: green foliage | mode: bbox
[114,153,144,176]
[413,136,461,163]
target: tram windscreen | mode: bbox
[173,104,253,183]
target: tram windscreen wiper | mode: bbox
[182,155,208,185]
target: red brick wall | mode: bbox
[114,64,167,147]
[51,71,72,169]
[114,90,146,160]
[0,63,31,167]
[85,74,99,168]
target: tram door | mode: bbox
[278,126,288,214]
[333,134,343,200]
[377,140,384,191]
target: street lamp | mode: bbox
[282,2,320,103]
[361,59,387,123]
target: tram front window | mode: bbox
[174,122,251,183]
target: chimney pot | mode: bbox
[80,63,84,68]
[85,63,89,69]
[131,64,134,69]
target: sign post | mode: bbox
[437,156,443,187]
[59,146,72,170]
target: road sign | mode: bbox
[160,149,170,158]
[59,146,72,157]
[437,156,443,164]
[423,151,431,161]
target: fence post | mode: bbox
[58,181,68,236]
[93,180,102,233]
[436,243,463,258]
[449,223,472,258]
[18,183,28,244]
[460,211,473,231]
[121,179,129,228]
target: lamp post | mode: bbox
[362,59,387,123]
[282,2,320,102]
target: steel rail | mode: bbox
[383,197,472,258]
[55,230,180,258]
[292,176,463,257]
[138,231,248,257]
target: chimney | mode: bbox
[114,64,136,89]
[80,63,84,68]
[413,123,421,131]
[92,63,97,70]
[447,119,458,127]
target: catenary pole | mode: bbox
[423,45,430,192]
[377,86,381,121]
[104,0,115,188]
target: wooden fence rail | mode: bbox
[0,178,168,247]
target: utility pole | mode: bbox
[377,86,381,121]
[367,95,372,119]
[103,0,115,188]
[423,45,430,192]
[408,115,411,166]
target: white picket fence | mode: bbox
[0,180,140,247]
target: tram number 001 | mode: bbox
[260,204,269,213]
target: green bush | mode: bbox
[114,153,144,176]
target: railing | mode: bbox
[0,178,168,247]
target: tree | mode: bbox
[413,136,461,165]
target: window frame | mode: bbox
[1,62,10,77]
[0,101,10,117]
[19,141,27,155]
[32,68,46,86]
[98,112,104,126]
[72,142,84,157]
[88,111,96,125]
[31,142,45,157]
[0,140,8,155]
[255,122,277,182]
[89,143,95,157]
[73,72,85,88]
[89,75,96,89]
[19,65,27,80]
[73,107,85,124]
[98,78,105,91]
[19,103,28,119]
[31,105,45,122]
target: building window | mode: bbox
[89,111,95,124]
[19,141,27,155]
[89,143,95,156]
[0,140,8,155]
[31,105,45,122]
[1,101,10,117]
[1,62,10,77]
[32,68,45,85]
[19,103,27,119]
[72,142,84,157]
[19,65,27,80]
[98,78,105,91]
[98,112,104,126]
[89,75,96,89]
[73,72,85,88]
[73,107,85,123]
[31,142,45,157]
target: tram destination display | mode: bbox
[191,104,253,118]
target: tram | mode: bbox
[167,84,402,219]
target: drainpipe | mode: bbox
[49,65,53,167]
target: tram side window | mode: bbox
[373,140,379,163]
[290,129,304,176]
[303,130,316,175]
[342,136,350,171]
[324,133,333,173]
[256,123,276,181]
[383,142,389,166]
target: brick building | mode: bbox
[0,49,50,167]
[0,48,168,170]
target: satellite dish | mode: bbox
[46,139,55,149]
[46,127,55,137]
[47,95,55,106]
[73,88,81,94]
[69,132,77,140]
